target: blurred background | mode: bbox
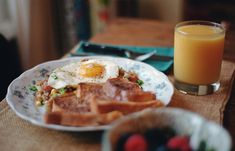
[0,0,235,99]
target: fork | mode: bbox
[124,50,157,61]
[70,42,173,61]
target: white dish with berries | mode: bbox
[102,108,231,151]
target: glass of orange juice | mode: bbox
[174,21,225,95]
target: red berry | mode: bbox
[124,134,148,151]
[167,136,191,151]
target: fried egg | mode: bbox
[48,59,119,89]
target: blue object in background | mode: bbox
[74,41,174,73]
[74,0,91,40]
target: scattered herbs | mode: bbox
[29,85,38,92]
[136,79,144,86]
[59,88,66,95]
[51,74,58,80]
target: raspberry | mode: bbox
[116,133,133,151]
[124,134,148,151]
[167,136,191,151]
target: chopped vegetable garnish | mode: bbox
[59,88,66,95]
[136,80,144,86]
[51,74,58,80]
[29,85,38,92]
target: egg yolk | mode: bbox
[79,63,104,78]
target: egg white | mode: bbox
[47,59,119,89]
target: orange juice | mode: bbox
[174,24,225,85]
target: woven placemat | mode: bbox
[0,99,101,151]
[0,60,234,151]
[168,60,235,124]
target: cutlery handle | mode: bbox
[82,42,127,56]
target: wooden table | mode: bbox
[89,18,235,147]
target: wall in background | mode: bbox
[8,0,59,70]
[184,0,235,26]
[138,0,184,23]
[0,0,17,40]
[4,0,234,72]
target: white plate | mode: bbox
[6,56,174,131]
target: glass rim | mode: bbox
[175,20,226,36]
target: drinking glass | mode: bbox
[174,21,225,95]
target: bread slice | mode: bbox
[46,93,163,126]
[76,78,156,102]
[90,99,164,115]
[44,111,123,126]
[44,78,164,127]
[52,93,90,114]
[76,83,105,100]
